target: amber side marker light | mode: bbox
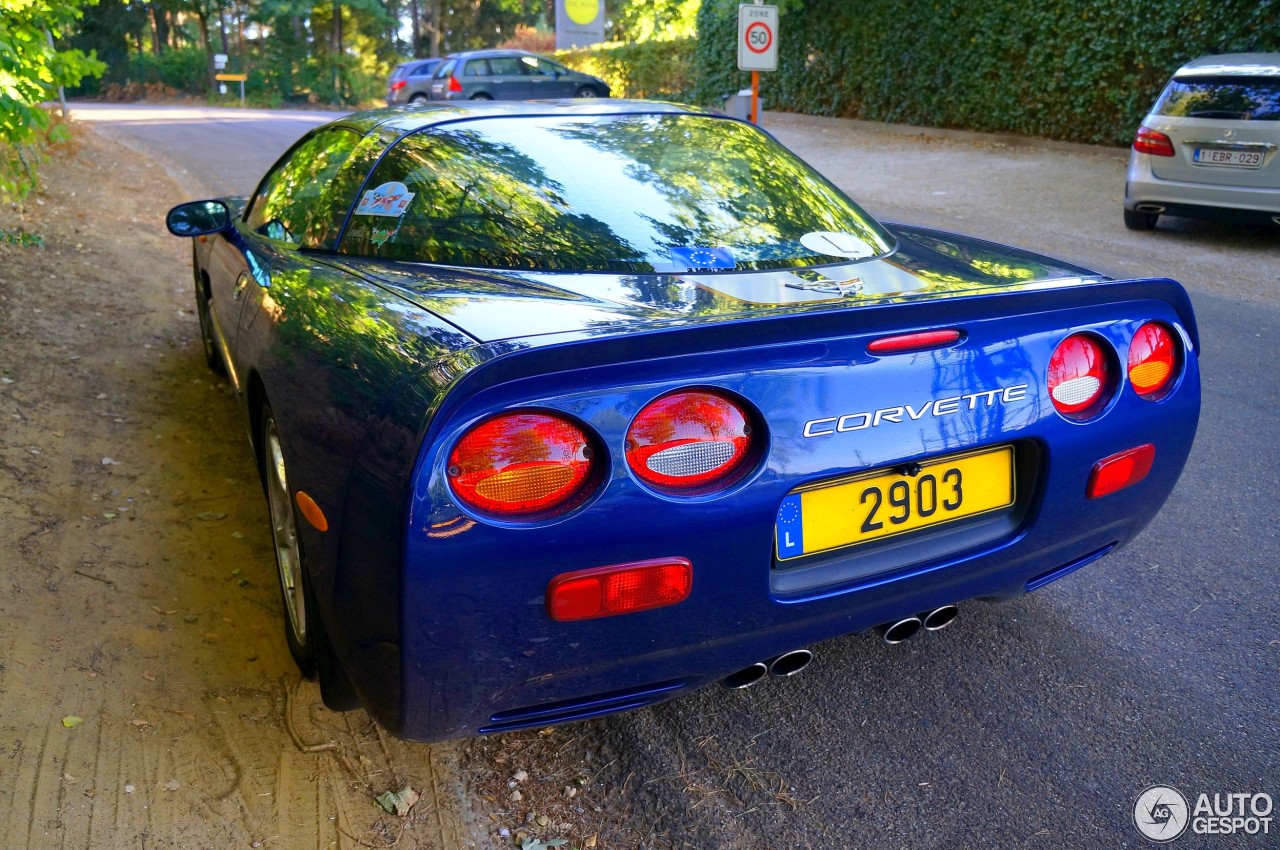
[295,492,329,532]
[1088,444,1156,499]
[547,558,693,622]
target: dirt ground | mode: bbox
[0,126,653,849]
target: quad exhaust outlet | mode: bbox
[722,648,814,689]
[721,605,959,688]
[878,605,960,644]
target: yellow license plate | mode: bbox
[775,446,1015,560]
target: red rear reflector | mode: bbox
[1128,322,1179,398]
[448,412,596,517]
[390,80,407,92]
[867,329,961,355]
[448,75,462,93]
[1088,444,1156,498]
[1133,126,1175,157]
[626,390,755,492]
[1048,333,1111,418]
[547,558,693,621]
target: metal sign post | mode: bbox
[737,3,778,124]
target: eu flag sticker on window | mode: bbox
[775,494,804,560]
[671,246,735,271]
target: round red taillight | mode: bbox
[448,412,596,517]
[1128,322,1179,399]
[1048,334,1112,418]
[626,390,756,493]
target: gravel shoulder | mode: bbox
[0,127,479,850]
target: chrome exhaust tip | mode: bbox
[921,604,959,632]
[768,649,813,677]
[722,662,769,690]
[877,616,922,645]
[1135,203,1166,214]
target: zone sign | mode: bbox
[737,4,778,72]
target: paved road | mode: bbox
[75,103,1278,849]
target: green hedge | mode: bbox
[555,38,696,101]
[695,0,1280,146]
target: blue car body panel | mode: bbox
[173,102,1201,741]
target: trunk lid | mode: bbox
[324,225,1105,344]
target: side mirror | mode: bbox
[166,200,231,237]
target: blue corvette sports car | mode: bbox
[167,101,1200,741]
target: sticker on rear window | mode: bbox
[800,231,875,259]
[671,246,735,271]
[355,181,415,217]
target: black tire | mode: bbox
[574,85,599,98]
[260,403,359,710]
[1123,207,1159,231]
[193,263,225,376]
[469,92,493,101]
[409,93,429,104]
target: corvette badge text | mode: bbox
[1133,785,1274,842]
[802,384,1029,438]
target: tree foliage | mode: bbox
[0,0,106,200]
[695,0,1280,146]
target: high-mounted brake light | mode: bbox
[448,412,597,517]
[625,390,757,493]
[547,558,693,621]
[1128,322,1179,399]
[1088,444,1156,498]
[1048,333,1112,419]
[867,329,962,355]
[448,75,463,93]
[1133,126,1175,157]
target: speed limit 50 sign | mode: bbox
[737,4,778,72]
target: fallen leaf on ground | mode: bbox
[518,838,568,850]
[374,786,420,816]
[62,715,83,728]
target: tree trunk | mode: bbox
[428,0,441,57]
[150,5,167,55]
[409,0,421,56]
[218,6,229,54]
[331,2,344,104]
[196,9,214,93]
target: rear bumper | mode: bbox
[1126,153,1280,220]
[382,285,1201,742]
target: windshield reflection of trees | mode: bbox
[344,129,645,271]
[1165,80,1280,120]
[551,115,893,268]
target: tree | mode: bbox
[0,0,106,201]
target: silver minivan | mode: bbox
[1124,53,1280,230]
[429,49,610,102]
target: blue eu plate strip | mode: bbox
[775,494,804,559]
